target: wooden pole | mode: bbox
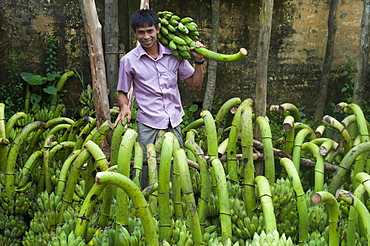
[79,0,111,127]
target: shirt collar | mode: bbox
[136,41,173,60]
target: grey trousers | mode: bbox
[137,122,183,188]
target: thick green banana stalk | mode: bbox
[280,158,308,245]
[73,117,97,151]
[328,142,370,194]
[48,141,76,160]
[157,11,247,62]
[116,128,138,229]
[310,138,338,156]
[132,142,143,187]
[75,171,159,245]
[49,70,75,111]
[146,143,159,217]
[283,115,295,155]
[240,101,257,218]
[341,114,357,142]
[17,150,43,188]
[322,115,352,153]
[291,126,315,173]
[256,116,275,183]
[200,110,218,158]
[5,111,26,138]
[255,176,277,233]
[6,121,46,196]
[311,191,340,246]
[42,134,56,193]
[346,181,365,246]
[185,140,212,233]
[174,148,203,245]
[214,97,241,130]
[227,98,253,182]
[279,103,301,121]
[27,117,75,156]
[55,149,82,197]
[335,189,370,245]
[110,121,126,167]
[210,158,232,243]
[181,118,204,134]
[301,142,324,192]
[158,132,175,242]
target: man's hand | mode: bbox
[190,41,205,62]
[114,104,131,127]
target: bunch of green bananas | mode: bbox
[0,186,32,215]
[157,11,248,62]
[306,229,329,246]
[157,11,199,60]
[15,113,35,127]
[245,230,294,246]
[79,84,95,117]
[307,203,328,232]
[270,178,295,212]
[0,213,28,244]
[34,106,54,122]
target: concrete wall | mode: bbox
[0,0,366,117]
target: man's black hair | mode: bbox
[130,9,160,30]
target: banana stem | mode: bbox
[200,110,218,159]
[346,183,365,246]
[43,135,56,193]
[240,102,257,218]
[132,142,143,187]
[214,97,241,129]
[227,98,253,182]
[280,158,309,245]
[301,142,324,192]
[50,70,75,111]
[116,129,138,228]
[210,158,232,243]
[174,148,203,245]
[335,189,370,245]
[256,116,275,183]
[75,172,158,245]
[322,115,352,153]
[158,132,175,242]
[328,142,370,194]
[17,150,43,188]
[185,140,212,233]
[147,143,159,217]
[194,47,248,62]
[291,127,315,173]
[73,118,97,150]
[311,191,340,246]
[255,176,277,233]
[5,112,26,138]
[56,149,82,197]
[6,121,46,196]
[279,103,301,121]
[110,121,126,167]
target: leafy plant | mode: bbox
[0,55,24,119]
[181,104,199,128]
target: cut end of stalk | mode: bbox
[311,193,322,205]
[240,48,248,56]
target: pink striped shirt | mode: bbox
[117,42,195,129]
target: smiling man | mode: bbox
[115,9,205,157]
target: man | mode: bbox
[114,9,205,153]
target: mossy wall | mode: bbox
[0,0,366,117]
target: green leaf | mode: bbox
[189,104,199,113]
[341,88,347,92]
[30,93,42,104]
[20,72,46,85]
[43,86,58,95]
[47,73,60,81]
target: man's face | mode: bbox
[133,25,160,50]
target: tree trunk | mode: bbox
[254,0,273,118]
[202,0,220,112]
[313,0,338,127]
[105,0,119,107]
[79,0,111,127]
[353,0,370,106]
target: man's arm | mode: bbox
[184,41,205,91]
[114,91,132,127]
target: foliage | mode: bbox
[0,55,24,120]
